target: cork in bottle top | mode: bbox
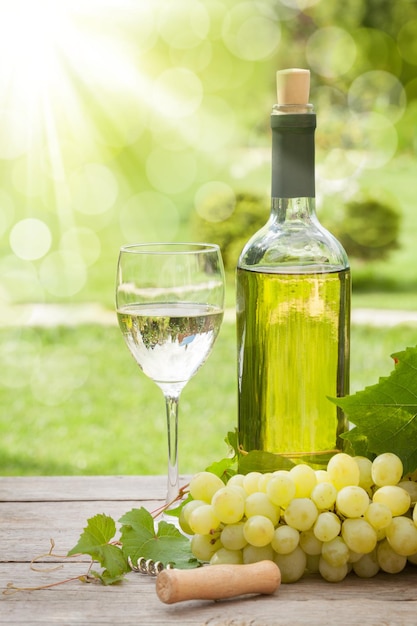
[276,69,310,105]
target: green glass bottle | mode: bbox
[236,69,350,465]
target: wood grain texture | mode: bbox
[2,476,417,625]
[0,475,173,502]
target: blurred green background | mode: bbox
[1,0,417,476]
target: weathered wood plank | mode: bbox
[0,475,182,502]
[2,563,417,626]
[2,476,417,625]
[0,500,159,561]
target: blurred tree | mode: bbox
[324,193,401,262]
[192,191,269,272]
[194,189,401,274]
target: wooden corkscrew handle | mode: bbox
[155,560,281,604]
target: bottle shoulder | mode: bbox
[238,217,349,273]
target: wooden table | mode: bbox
[1,476,417,625]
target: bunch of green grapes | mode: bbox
[179,452,417,583]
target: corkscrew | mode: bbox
[127,557,281,604]
[128,555,173,576]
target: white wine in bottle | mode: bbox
[236,69,350,465]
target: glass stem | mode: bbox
[164,392,180,507]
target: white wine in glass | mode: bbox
[116,243,225,508]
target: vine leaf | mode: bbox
[67,513,128,584]
[225,429,296,473]
[331,345,417,475]
[238,449,295,473]
[205,456,236,482]
[119,507,200,570]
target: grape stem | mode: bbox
[151,484,190,519]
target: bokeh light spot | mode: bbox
[198,96,237,152]
[0,110,27,159]
[146,148,197,194]
[158,0,210,49]
[194,181,236,222]
[12,156,45,197]
[0,189,15,238]
[352,28,402,77]
[306,27,357,78]
[397,20,417,66]
[198,45,234,92]
[222,2,280,61]
[31,347,90,406]
[70,163,119,215]
[0,255,41,303]
[345,112,398,170]
[149,114,201,152]
[152,67,203,119]
[10,218,52,261]
[39,251,87,297]
[60,227,101,267]
[127,2,157,53]
[169,40,213,74]
[92,90,148,149]
[281,0,321,8]
[318,148,359,186]
[348,71,406,123]
[120,192,180,242]
[0,329,41,389]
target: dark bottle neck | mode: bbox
[271,112,316,200]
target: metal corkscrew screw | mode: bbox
[128,556,173,576]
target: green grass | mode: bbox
[1,319,417,477]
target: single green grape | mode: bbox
[342,518,377,554]
[386,516,417,556]
[211,486,246,524]
[274,546,307,583]
[244,492,279,525]
[313,511,341,543]
[284,498,318,532]
[289,464,317,498]
[319,557,348,582]
[371,452,403,487]
[336,485,370,518]
[243,515,275,547]
[189,471,224,503]
[373,485,411,516]
[364,502,392,530]
[220,522,247,551]
[321,536,349,567]
[188,503,220,535]
[327,453,360,489]
[271,525,300,555]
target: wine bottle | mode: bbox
[236,69,351,465]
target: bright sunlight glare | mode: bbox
[0,0,93,107]
[0,0,152,116]
[0,0,64,89]
[0,0,158,300]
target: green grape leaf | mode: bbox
[238,449,295,473]
[90,569,127,586]
[164,493,193,519]
[331,346,417,475]
[67,513,128,581]
[225,429,295,473]
[205,456,236,482]
[119,507,200,570]
[225,430,239,454]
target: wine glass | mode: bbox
[116,242,225,509]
